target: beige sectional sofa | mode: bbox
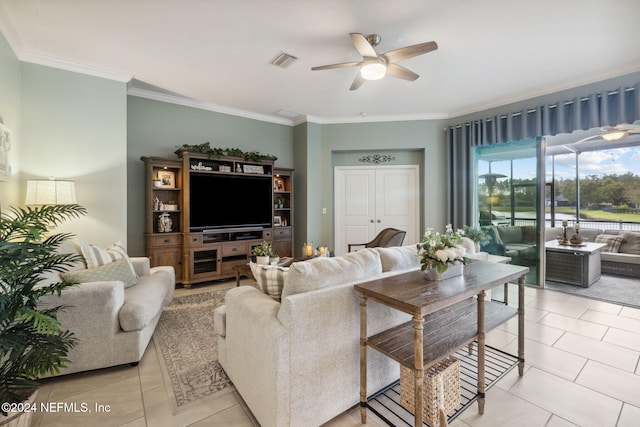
[214,246,422,427]
[39,244,175,376]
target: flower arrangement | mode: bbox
[462,225,491,246]
[416,224,469,273]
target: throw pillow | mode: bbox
[619,231,640,255]
[249,262,288,301]
[60,258,137,288]
[79,241,137,276]
[375,245,420,272]
[594,234,623,253]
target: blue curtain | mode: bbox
[447,82,640,227]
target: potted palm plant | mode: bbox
[0,204,86,424]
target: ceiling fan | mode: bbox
[311,33,438,90]
[572,124,640,146]
[598,124,640,141]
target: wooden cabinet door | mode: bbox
[152,247,182,282]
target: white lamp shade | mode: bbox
[25,180,77,205]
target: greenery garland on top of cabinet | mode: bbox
[174,142,277,162]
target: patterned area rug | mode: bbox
[153,287,234,413]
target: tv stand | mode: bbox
[201,228,264,242]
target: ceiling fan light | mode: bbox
[602,130,627,141]
[360,63,386,80]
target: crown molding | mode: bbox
[20,50,133,82]
[127,87,295,126]
[305,112,449,125]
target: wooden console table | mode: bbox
[354,261,528,427]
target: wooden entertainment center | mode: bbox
[142,150,293,287]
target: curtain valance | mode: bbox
[447,82,640,228]
[448,82,639,147]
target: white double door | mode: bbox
[334,165,419,256]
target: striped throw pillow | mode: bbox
[79,241,137,276]
[249,262,288,301]
[594,234,623,253]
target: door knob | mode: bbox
[370,220,374,223]
[377,220,381,223]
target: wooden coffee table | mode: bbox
[232,263,254,286]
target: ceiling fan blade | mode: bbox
[350,73,365,91]
[350,33,378,58]
[386,63,419,81]
[383,41,438,63]
[311,62,361,71]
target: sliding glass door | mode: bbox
[474,138,544,286]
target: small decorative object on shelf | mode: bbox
[158,212,172,232]
[417,224,469,280]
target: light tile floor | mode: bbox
[32,279,640,427]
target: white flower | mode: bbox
[434,249,449,263]
[445,248,458,261]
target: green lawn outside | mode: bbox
[553,207,640,222]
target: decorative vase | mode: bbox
[256,256,270,265]
[474,241,480,253]
[423,262,463,281]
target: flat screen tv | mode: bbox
[189,172,272,231]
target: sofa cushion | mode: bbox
[79,241,136,275]
[119,272,171,332]
[497,226,522,244]
[281,248,382,298]
[375,245,420,272]
[619,231,640,255]
[595,234,623,253]
[60,258,137,288]
[601,251,640,265]
[249,262,288,301]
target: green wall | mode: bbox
[20,63,128,245]
[127,96,294,255]
[303,119,447,250]
[0,31,21,208]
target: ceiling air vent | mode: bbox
[271,52,298,68]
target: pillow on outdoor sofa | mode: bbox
[594,234,623,253]
[249,262,289,301]
[79,240,136,275]
[619,232,640,255]
[60,258,137,288]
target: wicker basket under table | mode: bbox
[399,355,461,427]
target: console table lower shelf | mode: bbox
[365,342,518,427]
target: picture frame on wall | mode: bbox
[158,170,175,188]
[273,216,282,226]
[0,122,12,182]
